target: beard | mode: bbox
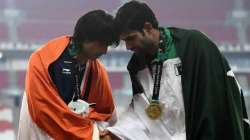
[137,39,158,56]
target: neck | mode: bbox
[73,49,88,64]
[71,43,88,64]
[77,55,88,64]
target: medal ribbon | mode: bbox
[151,27,174,101]
[152,61,163,101]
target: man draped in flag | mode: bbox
[18,10,118,140]
[103,1,250,140]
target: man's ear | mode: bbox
[142,22,154,36]
[143,22,153,32]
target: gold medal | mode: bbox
[145,101,162,120]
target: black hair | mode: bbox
[115,0,158,35]
[73,10,118,47]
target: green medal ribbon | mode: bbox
[155,27,176,62]
[68,41,78,57]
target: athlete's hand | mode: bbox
[100,130,121,140]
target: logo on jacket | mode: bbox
[62,68,71,75]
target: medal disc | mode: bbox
[145,101,162,120]
[68,99,89,116]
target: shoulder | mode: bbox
[184,29,221,56]
[172,27,225,66]
[90,59,108,75]
[188,29,214,44]
[170,27,215,45]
